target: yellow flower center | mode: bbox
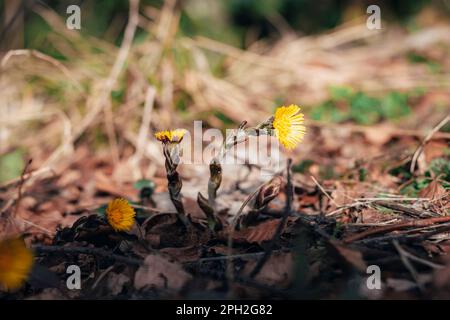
[105,198,136,232]
[108,209,124,225]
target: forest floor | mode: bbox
[1,111,449,299]
[0,6,450,299]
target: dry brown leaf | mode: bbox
[183,197,207,220]
[419,179,447,201]
[57,169,82,188]
[364,126,393,146]
[26,289,63,300]
[331,182,366,207]
[424,140,448,164]
[94,172,137,201]
[134,254,192,291]
[432,254,450,291]
[232,219,280,245]
[330,240,367,273]
[106,272,130,295]
[433,266,450,290]
[386,278,418,292]
[159,246,200,263]
[244,252,293,287]
[360,207,394,224]
[298,194,320,207]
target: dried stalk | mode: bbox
[344,216,450,243]
[162,143,190,227]
[198,121,248,229]
[410,115,450,174]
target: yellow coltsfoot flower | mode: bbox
[0,238,34,290]
[154,129,186,144]
[273,104,306,150]
[106,198,136,232]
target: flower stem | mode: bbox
[163,144,190,227]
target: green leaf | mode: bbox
[319,164,335,180]
[134,179,156,201]
[133,179,156,191]
[380,92,411,119]
[111,89,125,103]
[96,204,108,217]
[358,168,367,182]
[429,158,450,183]
[350,92,381,125]
[400,178,430,197]
[311,101,348,123]
[330,85,354,101]
[293,159,314,173]
[0,150,25,183]
[407,52,428,64]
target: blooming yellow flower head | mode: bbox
[106,198,136,232]
[273,105,306,150]
[154,129,186,144]
[0,238,34,290]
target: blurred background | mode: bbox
[0,0,449,193]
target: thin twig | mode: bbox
[310,175,339,208]
[394,246,443,269]
[32,245,143,266]
[357,197,430,202]
[0,166,54,191]
[191,251,276,263]
[355,222,450,244]
[374,200,436,218]
[91,265,115,290]
[343,216,450,243]
[326,201,366,217]
[413,224,450,242]
[12,159,32,219]
[410,115,450,173]
[16,217,53,235]
[130,204,176,214]
[326,197,434,218]
[393,240,424,292]
[3,159,34,234]
[345,218,400,227]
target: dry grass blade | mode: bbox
[410,115,450,174]
[73,0,140,146]
[1,49,84,92]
